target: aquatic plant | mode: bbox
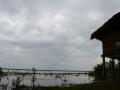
[12,76,22,90]
[31,68,37,87]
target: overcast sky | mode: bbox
[0,0,120,70]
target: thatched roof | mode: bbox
[91,12,120,41]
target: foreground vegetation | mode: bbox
[13,80,120,90]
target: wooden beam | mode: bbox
[112,58,115,79]
[103,56,106,79]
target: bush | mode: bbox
[89,64,104,81]
[0,67,3,75]
[93,64,104,80]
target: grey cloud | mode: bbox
[0,0,119,70]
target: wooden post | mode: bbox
[103,56,106,79]
[112,58,115,79]
[118,59,120,70]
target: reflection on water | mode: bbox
[0,73,94,87]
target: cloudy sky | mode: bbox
[0,0,120,70]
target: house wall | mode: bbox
[102,30,120,57]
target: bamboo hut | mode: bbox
[91,12,120,79]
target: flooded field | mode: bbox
[0,69,94,89]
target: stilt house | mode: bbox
[91,12,120,79]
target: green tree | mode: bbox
[0,67,3,75]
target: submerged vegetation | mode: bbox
[0,67,94,90]
[0,65,120,90]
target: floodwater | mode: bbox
[0,72,94,89]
